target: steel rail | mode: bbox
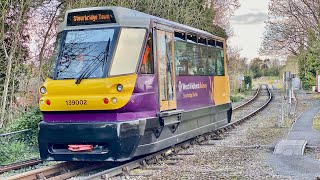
[220,84,272,128]
[5,85,271,180]
[5,162,86,180]
[233,87,260,111]
[0,158,43,174]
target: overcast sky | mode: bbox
[229,0,270,60]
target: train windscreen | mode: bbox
[52,27,146,80]
[54,28,118,80]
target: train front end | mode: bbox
[38,7,154,161]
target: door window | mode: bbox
[157,29,176,111]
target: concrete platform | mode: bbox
[274,140,307,155]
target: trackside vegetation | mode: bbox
[0,108,42,164]
[261,0,320,90]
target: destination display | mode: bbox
[67,10,116,26]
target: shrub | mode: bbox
[230,94,244,102]
[244,76,252,89]
[5,108,42,145]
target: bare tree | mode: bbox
[212,0,240,37]
[0,0,32,128]
[261,0,320,57]
[33,1,62,82]
[227,47,247,92]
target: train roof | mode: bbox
[61,6,223,40]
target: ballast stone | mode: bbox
[273,139,307,156]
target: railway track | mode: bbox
[232,85,271,122]
[232,88,260,111]
[4,84,272,180]
[0,158,42,174]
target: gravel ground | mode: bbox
[121,89,312,180]
[306,147,320,161]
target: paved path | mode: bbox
[269,155,320,180]
[269,92,320,179]
[286,100,320,146]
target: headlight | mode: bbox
[117,84,123,92]
[40,86,47,94]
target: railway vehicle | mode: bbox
[38,6,232,161]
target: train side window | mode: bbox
[185,43,197,75]
[216,41,223,48]
[216,47,225,76]
[207,46,217,76]
[174,31,185,41]
[216,41,225,76]
[174,32,188,75]
[187,34,197,43]
[174,35,225,76]
[191,43,205,76]
[196,44,208,75]
[175,41,189,75]
[198,37,206,45]
[140,33,154,74]
[184,34,196,75]
[208,39,215,46]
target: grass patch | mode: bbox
[252,76,282,89]
[313,114,320,131]
[230,93,245,102]
[311,93,320,100]
[0,137,39,165]
[230,89,253,103]
[0,108,42,165]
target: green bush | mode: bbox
[6,108,42,131]
[5,108,42,145]
[244,76,252,89]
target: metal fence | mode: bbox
[0,129,32,137]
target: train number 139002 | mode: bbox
[66,100,87,105]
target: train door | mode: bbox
[155,27,177,111]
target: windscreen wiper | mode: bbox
[85,38,111,79]
[75,38,111,84]
[102,38,111,67]
[74,52,104,84]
